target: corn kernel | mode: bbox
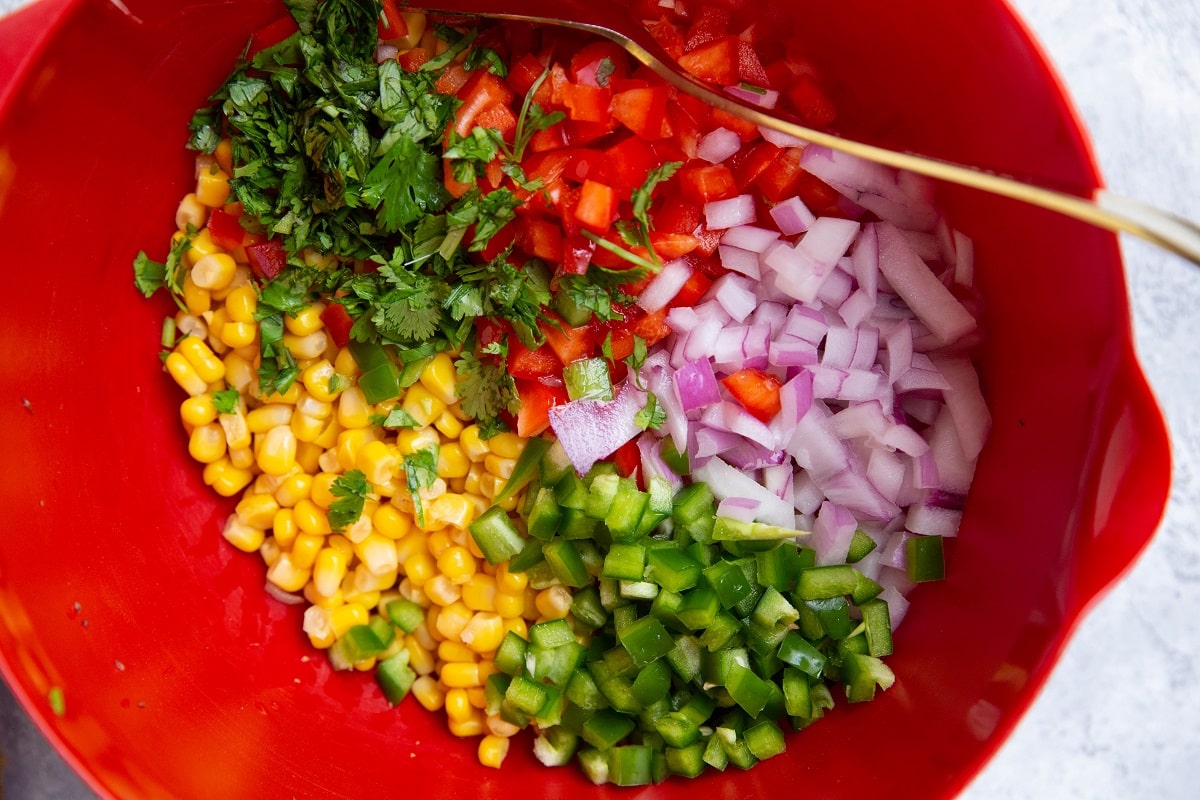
[301,359,342,403]
[444,687,473,721]
[496,563,528,594]
[284,304,325,336]
[266,553,310,593]
[395,426,440,456]
[196,166,232,207]
[303,605,336,649]
[406,637,436,676]
[501,617,528,641]
[535,586,573,620]
[291,532,324,570]
[425,529,453,558]
[177,336,225,384]
[477,473,503,501]
[411,675,444,711]
[460,612,504,654]
[400,383,446,428]
[222,515,265,553]
[191,252,237,291]
[222,351,256,394]
[188,423,227,464]
[335,428,378,473]
[258,380,301,405]
[228,446,255,471]
[236,493,279,529]
[274,473,312,508]
[477,735,510,769]
[313,547,349,597]
[435,601,473,642]
[335,386,370,430]
[218,320,256,349]
[284,330,329,361]
[273,508,298,549]
[404,551,436,586]
[437,641,477,663]
[493,591,525,620]
[427,493,476,530]
[372,504,411,539]
[165,352,208,396]
[357,439,398,485]
[448,712,486,739]
[330,603,370,638]
[483,454,517,481]
[355,534,399,576]
[424,574,462,606]
[486,714,521,739]
[441,661,482,688]
[433,410,464,440]
[180,395,217,428]
[219,409,251,450]
[296,392,333,420]
[460,425,489,462]
[204,459,254,497]
[176,192,207,230]
[294,499,332,536]
[461,573,497,612]
[436,443,470,480]
[436,545,476,584]
[224,284,257,323]
[295,441,322,474]
[291,411,326,443]
[418,352,458,405]
[487,432,525,461]
[246,404,292,433]
[309,472,339,510]
[256,425,298,476]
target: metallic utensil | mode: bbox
[415,0,1200,265]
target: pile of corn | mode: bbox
[162,154,567,768]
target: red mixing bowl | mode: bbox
[0,0,1171,798]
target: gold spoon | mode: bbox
[412,0,1200,266]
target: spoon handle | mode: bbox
[414,3,1200,265]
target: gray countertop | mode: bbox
[2,0,1198,797]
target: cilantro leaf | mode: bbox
[212,387,241,415]
[464,46,507,77]
[132,251,166,298]
[455,350,519,433]
[363,132,450,233]
[634,390,667,431]
[594,58,616,87]
[370,406,420,429]
[328,469,371,531]
[403,446,440,526]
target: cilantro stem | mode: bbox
[582,230,662,273]
[420,27,479,72]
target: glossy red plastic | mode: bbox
[0,0,1170,798]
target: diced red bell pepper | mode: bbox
[786,74,837,129]
[516,216,564,262]
[454,71,516,138]
[248,15,300,59]
[601,136,659,197]
[506,52,550,98]
[443,158,476,199]
[610,86,670,140]
[649,232,701,261]
[542,318,596,364]
[434,64,470,96]
[475,317,511,354]
[684,6,731,52]
[678,37,739,86]
[560,82,612,123]
[478,215,518,260]
[563,119,618,146]
[320,302,355,348]
[561,232,595,275]
[206,207,246,252]
[397,47,430,71]
[677,164,737,203]
[610,439,641,479]
[646,17,685,61]
[632,307,672,347]
[732,140,782,190]
[736,40,770,88]
[754,146,805,202]
[245,239,287,280]
[515,378,569,438]
[377,0,409,42]
[474,103,518,141]
[722,368,783,422]
[684,248,727,280]
[668,270,713,308]
[709,106,761,142]
[795,169,846,217]
[654,195,704,235]
[574,179,618,233]
[603,324,638,362]
[569,42,629,87]
[508,340,562,380]
[529,123,569,153]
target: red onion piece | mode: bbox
[724,84,780,109]
[717,244,761,280]
[711,273,758,322]
[769,195,816,235]
[637,258,693,313]
[876,221,977,344]
[811,501,857,565]
[704,194,756,230]
[673,358,722,414]
[692,456,797,529]
[721,225,780,253]
[548,383,647,475]
[697,127,743,163]
[932,354,991,461]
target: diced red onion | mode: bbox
[697,127,743,164]
[762,463,794,501]
[769,195,816,235]
[799,217,861,267]
[878,584,911,630]
[932,354,991,461]
[692,456,797,529]
[815,263,854,307]
[636,258,693,313]
[764,243,830,305]
[883,320,914,383]
[724,84,780,109]
[876,222,977,344]
[718,496,761,522]
[704,194,756,230]
[548,384,647,475]
[866,448,906,506]
[850,326,879,371]
[768,339,818,368]
[811,501,857,565]
[905,502,964,538]
[376,44,399,63]
[264,583,306,605]
[782,304,827,345]
[721,225,780,254]
[838,289,875,328]
[758,127,808,148]
[792,469,824,515]
[673,358,722,415]
[712,326,749,371]
[717,244,761,280]
[711,273,758,322]
[693,426,743,459]
[953,230,975,287]
[637,433,683,491]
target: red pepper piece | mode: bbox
[206,207,245,252]
[722,368,783,422]
[320,302,354,348]
[245,240,287,281]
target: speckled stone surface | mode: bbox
[1,1,1198,798]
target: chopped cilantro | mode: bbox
[212,387,241,415]
[328,469,371,532]
[594,58,616,87]
[455,350,519,435]
[402,445,440,525]
[370,406,420,429]
[464,46,507,77]
[634,390,667,431]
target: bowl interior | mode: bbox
[0,0,1169,798]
